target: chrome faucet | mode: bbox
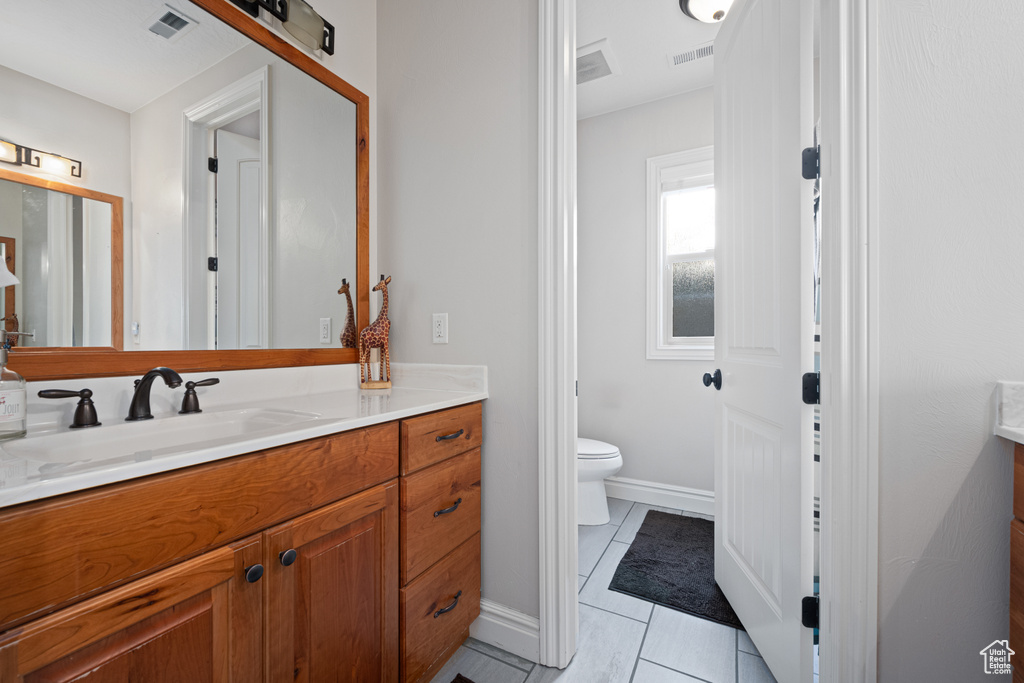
[125,367,183,421]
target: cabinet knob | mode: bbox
[244,564,264,583]
[279,548,298,566]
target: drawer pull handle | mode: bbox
[435,429,465,442]
[434,498,463,518]
[280,549,297,566]
[434,590,463,618]
[244,564,264,583]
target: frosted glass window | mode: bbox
[646,146,714,360]
[672,259,715,337]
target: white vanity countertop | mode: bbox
[994,381,1024,445]
[0,363,487,509]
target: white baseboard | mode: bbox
[604,476,715,517]
[469,598,540,664]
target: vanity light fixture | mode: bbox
[282,0,335,55]
[229,0,288,22]
[0,138,82,178]
[228,0,334,55]
[679,0,734,23]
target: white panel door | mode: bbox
[713,0,814,680]
[215,129,264,349]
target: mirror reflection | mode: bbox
[0,0,359,351]
[0,179,112,347]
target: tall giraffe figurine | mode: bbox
[359,275,392,388]
[337,278,357,348]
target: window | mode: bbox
[646,147,714,360]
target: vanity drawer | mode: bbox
[400,403,482,475]
[401,448,481,584]
[400,533,481,683]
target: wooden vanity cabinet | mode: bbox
[0,402,485,683]
[265,481,399,682]
[0,423,401,683]
[398,403,483,683]
[0,535,263,683]
[1012,443,1024,682]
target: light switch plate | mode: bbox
[319,318,331,344]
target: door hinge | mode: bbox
[208,157,218,173]
[801,146,819,180]
[208,257,218,272]
[802,372,819,405]
[801,595,819,629]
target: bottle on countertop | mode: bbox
[0,330,33,441]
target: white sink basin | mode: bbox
[5,407,322,473]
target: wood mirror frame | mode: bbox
[9,0,369,381]
[0,167,123,353]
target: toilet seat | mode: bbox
[578,437,620,460]
[578,438,619,459]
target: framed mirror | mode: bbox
[0,0,369,380]
[0,168,123,351]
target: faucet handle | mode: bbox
[38,388,101,429]
[179,378,219,415]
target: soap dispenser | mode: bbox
[0,330,32,441]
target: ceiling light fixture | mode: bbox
[0,138,82,178]
[679,0,734,23]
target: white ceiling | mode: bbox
[577,0,724,120]
[0,0,249,113]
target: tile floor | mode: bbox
[429,498,789,683]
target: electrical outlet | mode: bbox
[432,313,448,344]
[319,318,331,344]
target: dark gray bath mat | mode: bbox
[609,510,744,630]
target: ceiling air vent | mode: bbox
[667,42,714,68]
[146,5,199,42]
[577,39,621,85]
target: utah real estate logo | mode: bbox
[980,640,1014,675]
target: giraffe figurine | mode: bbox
[358,275,392,389]
[337,278,357,348]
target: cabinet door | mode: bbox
[0,536,263,682]
[265,481,399,683]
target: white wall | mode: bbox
[377,0,540,618]
[577,88,715,493]
[875,1,1024,679]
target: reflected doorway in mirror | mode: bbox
[359,275,391,389]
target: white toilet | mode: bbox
[577,438,624,526]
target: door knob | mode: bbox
[702,369,722,390]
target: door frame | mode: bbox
[537,0,578,669]
[536,0,879,677]
[182,67,269,350]
[817,0,879,679]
